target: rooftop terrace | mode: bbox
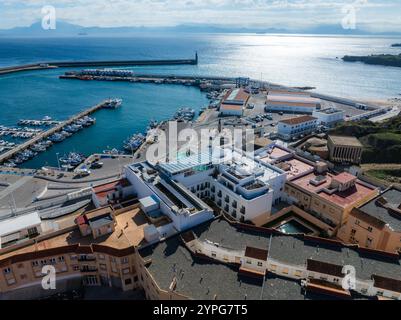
[290,172,377,208]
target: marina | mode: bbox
[0,99,120,166]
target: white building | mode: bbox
[125,161,215,235]
[265,91,322,114]
[312,108,344,128]
[0,212,42,248]
[219,88,250,116]
[127,148,286,224]
[277,115,318,141]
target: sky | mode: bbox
[0,0,401,32]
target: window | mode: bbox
[3,267,11,275]
[40,260,47,265]
[122,257,129,264]
[49,258,56,264]
[100,264,107,271]
[70,255,78,260]
[125,278,132,285]
[368,227,373,232]
[134,276,139,282]
[73,265,79,271]
[31,261,39,267]
[123,268,130,274]
[58,256,65,262]
[246,260,252,265]
[257,262,263,267]
[355,219,360,226]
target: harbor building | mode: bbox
[0,212,42,249]
[277,115,318,141]
[327,135,363,165]
[284,171,379,228]
[126,148,286,224]
[312,108,344,128]
[337,187,401,254]
[219,88,250,116]
[136,218,401,300]
[265,91,322,114]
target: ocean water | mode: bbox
[0,34,400,168]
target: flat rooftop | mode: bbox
[290,172,377,208]
[140,218,401,299]
[276,158,314,180]
[267,93,321,105]
[258,146,292,164]
[328,135,363,147]
[358,187,401,231]
[0,207,149,261]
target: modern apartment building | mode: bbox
[127,148,287,223]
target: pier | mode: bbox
[0,100,112,164]
[0,54,198,76]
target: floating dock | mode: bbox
[0,54,198,76]
[0,100,113,164]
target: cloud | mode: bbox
[0,0,400,31]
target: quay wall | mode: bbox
[0,57,198,75]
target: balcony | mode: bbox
[80,266,98,273]
[78,256,96,262]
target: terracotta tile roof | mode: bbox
[279,115,317,125]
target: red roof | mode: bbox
[280,115,317,125]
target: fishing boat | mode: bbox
[59,152,85,167]
[103,98,122,109]
[173,107,195,121]
[123,133,145,152]
[49,133,65,143]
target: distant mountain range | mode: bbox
[1,21,400,37]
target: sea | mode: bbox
[0,34,400,168]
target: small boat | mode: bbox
[123,133,145,152]
[103,148,120,155]
[43,116,52,121]
[173,107,195,121]
[59,152,85,167]
[49,133,65,142]
[103,98,122,109]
